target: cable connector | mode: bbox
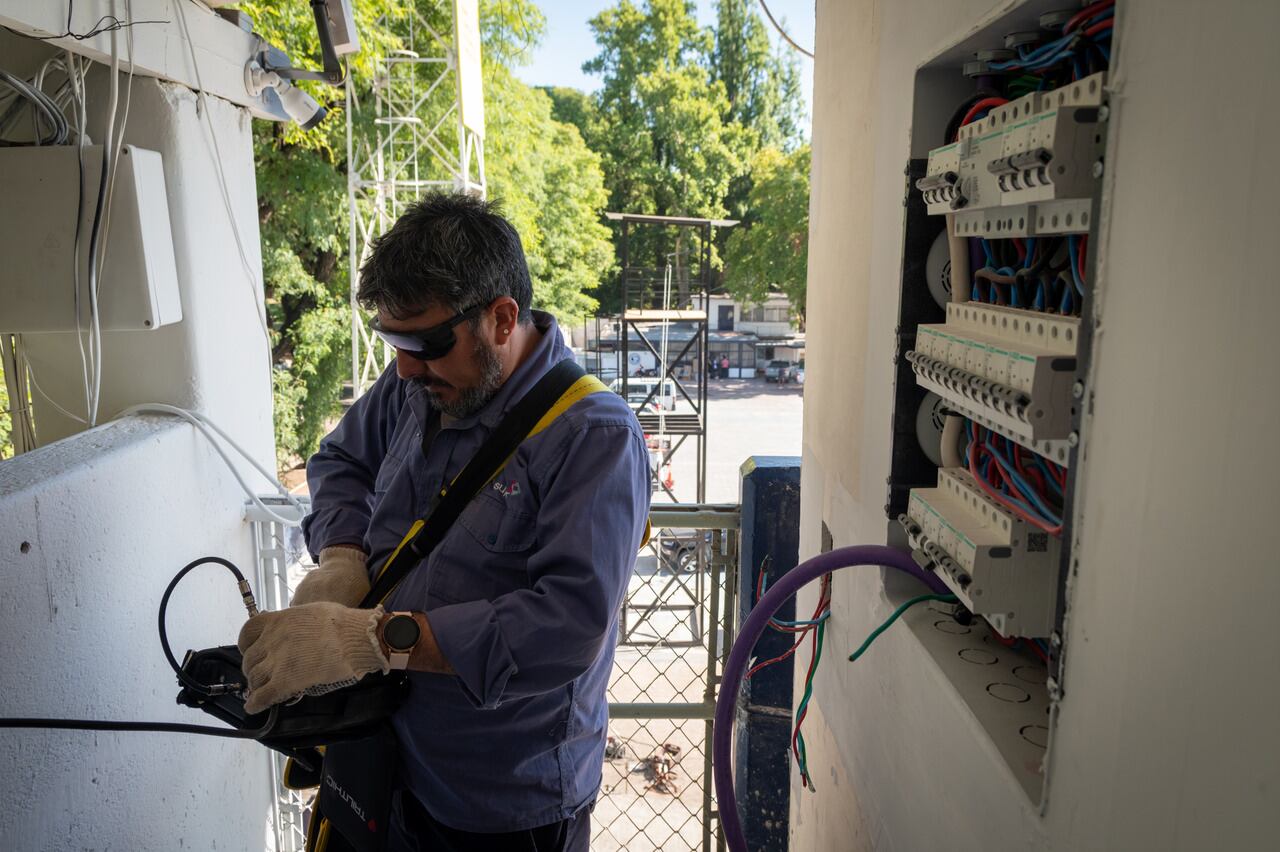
[238,579,259,617]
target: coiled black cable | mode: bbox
[0,556,275,740]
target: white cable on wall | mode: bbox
[116,403,305,526]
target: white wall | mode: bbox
[0,420,271,850]
[796,1,1280,850]
[0,35,276,852]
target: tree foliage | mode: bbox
[241,0,612,470]
[574,0,808,311]
[722,145,810,318]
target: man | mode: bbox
[237,193,651,851]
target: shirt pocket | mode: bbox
[426,491,536,607]
[458,490,536,553]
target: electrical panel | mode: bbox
[885,0,1117,804]
[0,144,182,334]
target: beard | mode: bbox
[417,336,505,420]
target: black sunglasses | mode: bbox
[369,303,487,361]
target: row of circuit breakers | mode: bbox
[899,73,1107,639]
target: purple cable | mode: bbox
[713,545,947,852]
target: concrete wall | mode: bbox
[796,1,1280,850]
[0,420,272,850]
[0,36,275,851]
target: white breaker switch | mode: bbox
[918,73,1107,239]
[900,468,1061,638]
[906,302,1080,443]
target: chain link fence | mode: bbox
[249,500,741,852]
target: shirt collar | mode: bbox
[441,309,569,432]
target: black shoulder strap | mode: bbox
[360,359,586,607]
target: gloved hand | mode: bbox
[237,602,389,714]
[290,546,371,607]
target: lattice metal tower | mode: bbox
[346,1,485,396]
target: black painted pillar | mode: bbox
[735,456,801,852]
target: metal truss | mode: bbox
[346,3,486,397]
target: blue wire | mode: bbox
[1067,236,1085,295]
[985,441,1062,525]
[1059,281,1073,314]
[981,240,995,267]
[1029,457,1065,498]
[1023,239,1036,270]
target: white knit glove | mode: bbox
[290,546,372,607]
[237,602,389,714]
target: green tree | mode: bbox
[713,0,804,154]
[722,145,810,319]
[583,0,747,306]
[243,0,611,469]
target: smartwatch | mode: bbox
[382,612,421,670]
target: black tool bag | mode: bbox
[176,360,597,852]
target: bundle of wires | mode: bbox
[747,562,832,791]
[965,420,1066,535]
[969,237,1082,315]
[987,0,1115,80]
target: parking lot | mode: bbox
[651,376,804,504]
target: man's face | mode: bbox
[380,303,505,419]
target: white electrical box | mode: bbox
[0,145,182,333]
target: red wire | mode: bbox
[1011,444,1047,495]
[956,97,1008,139]
[791,619,824,773]
[748,576,831,676]
[969,441,1063,535]
[1064,0,1114,34]
[1011,238,1026,263]
[1084,18,1114,37]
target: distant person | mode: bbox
[720,356,730,379]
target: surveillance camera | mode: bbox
[245,60,327,130]
[278,83,326,130]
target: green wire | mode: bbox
[792,592,959,789]
[847,593,958,663]
[793,616,826,789]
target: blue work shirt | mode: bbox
[302,312,651,833]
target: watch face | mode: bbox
[384,614,420,651]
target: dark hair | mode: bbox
[357,192,533,323]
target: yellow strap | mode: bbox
[373,374,610,597]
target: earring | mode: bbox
[502,328,510,335]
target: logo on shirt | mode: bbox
[494,479,522,498]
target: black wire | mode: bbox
[4,1,168,42]
[0,708,278,740]
[159,556,250,696]
[0,557,273,741]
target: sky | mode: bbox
[511,0,816,134]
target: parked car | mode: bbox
[764,360,796,383]
[609,377,678,410]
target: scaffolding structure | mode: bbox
[346,2,485,397]
[589,214,738,504]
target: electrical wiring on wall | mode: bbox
[714,546,953,852]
